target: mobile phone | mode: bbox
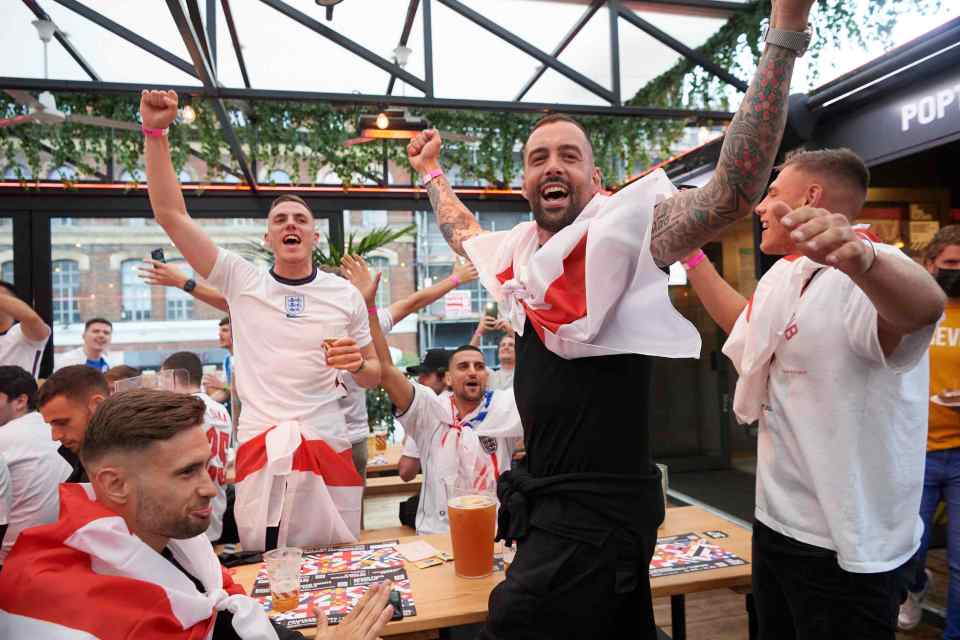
[389,590,404,620]
[150,248,166,263]
[484,302,498,318]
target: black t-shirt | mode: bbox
[59,446,88,483]
[514,319,653,477]
[161,548,304,640]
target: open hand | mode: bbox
[341,255,381,307]
[407,129,442,175]
[139,89,179,130]
[138,259,189,289]
[452,260,478,285]
[776,203,875,276]
[313,581,394,640]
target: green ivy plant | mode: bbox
[0,0,941,189]
[239,224,415,269]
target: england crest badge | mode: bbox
[285,294,306,318]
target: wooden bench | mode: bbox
[365,474,422,497]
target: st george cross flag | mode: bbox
[463,169,700,360]
[0,483,277,640]
[235,420,363,551]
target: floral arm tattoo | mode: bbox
[426,175,484,257]
[649,45,797,267]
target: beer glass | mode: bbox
[263,547,303,612]
[447,484,497,579]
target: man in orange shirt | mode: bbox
[901,225,960,635]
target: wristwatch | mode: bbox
[183,278,197,293]
[762,25,812,57]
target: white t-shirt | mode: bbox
[341,309,394,444]
[396,382,521,534]
[194,392,232,541]
[53,346,115,373]
[0,324,48,377]
[0,457,10,528]
[486,367,515,391]
[743,247,934,573]
[206,249,372,440]
[0,412,72,562]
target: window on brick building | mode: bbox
[368,255,390,309]
[165,261,194,321]
[52,260,81,327]
[1,261,13,284]
[121,259,151,321]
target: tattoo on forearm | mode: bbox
[426,176,482,257]
[650,45,796,267]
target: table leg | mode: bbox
[746,592,757,640]
[670,594,686,640]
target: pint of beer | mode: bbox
[263,547,303,612]
[447,488,497,579]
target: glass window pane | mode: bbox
[165,261,195,321]
[51,260,81,327]
[121,259,151,321]
[367,256,391,308]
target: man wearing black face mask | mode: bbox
[900,226,960,633]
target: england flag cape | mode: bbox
[0,483,277,640]
[463,168,700,360]
[235,419,363,551]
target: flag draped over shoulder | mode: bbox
[235,420,363,551]
[463,169,701,360]
[0,483,277,640]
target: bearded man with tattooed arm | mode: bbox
[406,1,816,638]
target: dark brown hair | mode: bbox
[924,225,960,265]
[104,365,141,387]
[778,148,870,196]
[219,316,230,327]
[37,365,109,408]
[523,113,593,163]
[268,194,313,218]
[161,351,203,387]
[80,388,206,466]
[84,317,113,332]
[0,366,38,411]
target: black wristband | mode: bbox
[183,278,197,293]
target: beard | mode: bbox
[529,177,585,233]
[136,483,209,541]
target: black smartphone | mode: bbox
[389,589,403,620]
[150,248,166,263]
[485,302,498,318]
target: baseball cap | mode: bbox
[406,348,451,375]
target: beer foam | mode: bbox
[449,494,496,509]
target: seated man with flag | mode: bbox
[0,388,394,640]
[141,91,381,552]
[342,256,522,535]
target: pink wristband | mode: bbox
[421,168,444,187]
[367,305,378,315]
[142,125,168,138]
[449,275,461,287]
[682,250,707,271]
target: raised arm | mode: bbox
[140,90,218,278]
[0,292,50,342]
[682,251,748,334]
[138,259,229,313]
[341,255,414,411]
[649,1,814,267]
[388,260,478,324]
[407,130,484,257]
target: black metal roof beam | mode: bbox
[423,0,434,96]
[618,5,747,92]
[186,0,214,74]
[22,0,100,81]
[259,0,427,93]
[167,0,257,190]
[220,0,250,88]
[386,0,420,95]
[622,0,748,11]
[515,0,603,102]
[0,77,736,121]
[439,0,615,104]
[206,0,217,70]
[50,0,198,79]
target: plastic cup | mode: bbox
[374,429,388,451]
[447,486,496,579]
[263,547,303,612]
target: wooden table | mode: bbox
[366,444,404,476]
[365,474,422,497]
[232,506,752,639]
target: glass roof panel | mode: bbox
[618,23,686,103]
[213,3,244,88]
[0,1,87,80]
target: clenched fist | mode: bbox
[407,129,442,175]
[776,203,875,276]
[139,89,179,130]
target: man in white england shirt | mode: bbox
[141,89,381,551]
[0,366,71,563]
[684,148,945,638]
[53,318,116,373]
[161,351,232,542]
[0,281,50,377]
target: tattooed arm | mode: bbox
[649,4,813,267]
[407,130,484,257]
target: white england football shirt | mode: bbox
[194,392,232,541]
[341,309,394,444]
[742,245,934,572]
[0,325,48,377]
[0,412,72,562]
[206,249,372,440]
